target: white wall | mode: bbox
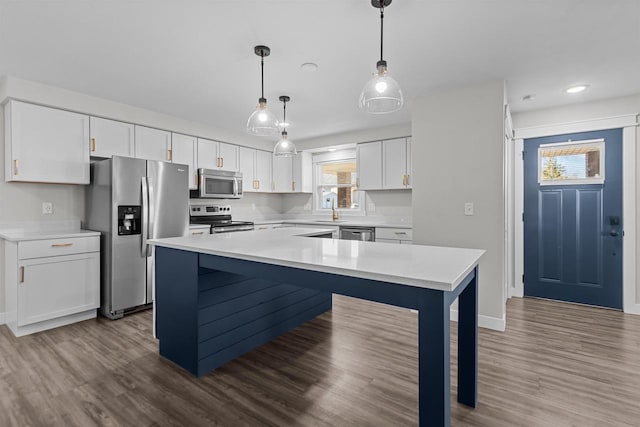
[512,94,640,307]
[412,80,506,324]
[296,122,412,151]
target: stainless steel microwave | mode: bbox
[190,169,243,199]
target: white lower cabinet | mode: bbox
[3,234,100,337]
[375,228,413,244]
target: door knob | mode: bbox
[609,229,619,237]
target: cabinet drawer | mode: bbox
[19,236,99,260]
[375,228,413,241]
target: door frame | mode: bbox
[511,114,639,314]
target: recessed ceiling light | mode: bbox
[565,85,589,94]
[522,94,536,101]
[300,62,318,72]
[328,148,337,152]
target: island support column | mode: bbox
[418,267,478,427]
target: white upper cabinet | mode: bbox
[238,147,272,192]
[5,100,90,184]
[292,151,312,193]
[171,133,198,190]
[239,146,256,193]
[89,117,134,159]
[255,150,272,192]
[356,141,382,190]
[357,137,412,191]
[134,125,171,162]
[197,138,218,170]
[218,142,239,172]
[197,138,239,172]
[272,155,293,192]
[383,137,411,189]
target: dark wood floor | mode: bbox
[1,295,640,426]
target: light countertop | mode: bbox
[149,227,484,292]
[251,219,412,229]
[0,229,100,242]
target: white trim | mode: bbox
[450,308,506,332]
[513,117,638,314]
[513,139,524,298]
[623,125,637,313]
[0,312,5,325]
[515,114,639,139]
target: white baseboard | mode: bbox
[450,309,506,332]
[0,312,5,325]
[624,304,640,315]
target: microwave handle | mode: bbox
[233,178,239,197]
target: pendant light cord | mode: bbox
[282,100,287,133]
[379,5,384,63]
[260,52,265,100]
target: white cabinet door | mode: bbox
[5,101,90,184]
[292,151,312,193]
[171,133,198,189]
[134,125,171,162]
[218,142,239,172]
[406,137,412,189]
[357,141,382,190]
[255,150,272,192]
[272,155,293,192]
[197,138,219,170]
[90,117,134,159]
[18,252,100,327]
[239,146,256,192]
[383,138,408,189]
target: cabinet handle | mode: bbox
[192,232,204,235]
[221,157,224,168]
[402,175,406,186]
[20,266,24,283]
[394,232,407,236]
[168,149,172,161]
[91,138,96,152]
[406,174,410,186]
[51,243,73,247]
[292,181,295,191]
[257,180,260,190]
[13,160,18,176]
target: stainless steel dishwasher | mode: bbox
[339,226,375,241]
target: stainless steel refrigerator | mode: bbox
[85,156,188,319]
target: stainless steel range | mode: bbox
[189,203,254,233]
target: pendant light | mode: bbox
[247,45,280,136]
[273,96,297,157]
[359,0,403,114]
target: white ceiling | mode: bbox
[0,1,639,141]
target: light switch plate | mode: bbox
[464,202,474,216]
[42,202,53,215]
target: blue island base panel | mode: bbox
[155,247,332,377]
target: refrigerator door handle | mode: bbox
[141,176,150,257]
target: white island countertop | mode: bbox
[0,229,100,242]
[149,227,484,292]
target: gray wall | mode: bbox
[412,80,506,322]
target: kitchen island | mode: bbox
[150,227,484,427]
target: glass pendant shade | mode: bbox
[246,100,280,136]
[273,131,297,157]
[359,64,403,114]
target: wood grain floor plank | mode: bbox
[1,295,640,426]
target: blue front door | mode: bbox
[523,129,623,309]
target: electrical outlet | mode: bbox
[464,202,474,216]
[42,202,53,215]
[367,203,376,213]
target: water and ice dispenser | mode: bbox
[117,205,141,235]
